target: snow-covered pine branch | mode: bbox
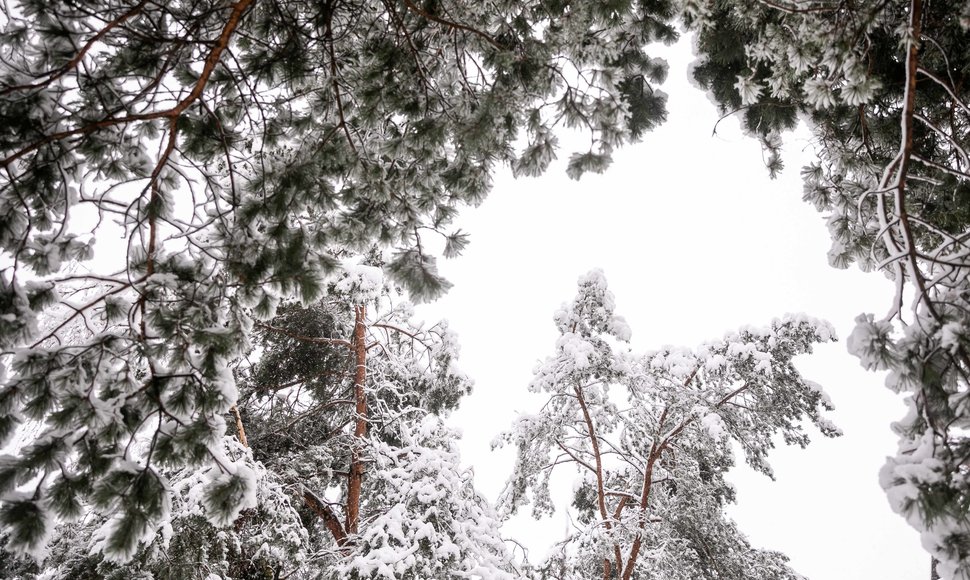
[685,2,970,575]
[2,257,515,578]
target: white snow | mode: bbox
[701,413,727,439]
[335,261,384,301]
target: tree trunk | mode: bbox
[573,384,623,578]
[345,304,368,535]
[230,405,249,447]
[622,450,660,580]
[931,557,941,580]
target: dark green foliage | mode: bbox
[0,500,47,558]
[21,278,487,578]
[386,249,453,303]
[201,471,255,527]
[239,300,353,462]
[690,4,797,139]
[249,302,351,404]
[618,73,669,139]
[684,0,970,574]
[238,283,470,455]
[31,466,306,580]
[46,476,86,522]
[1,0,678,560]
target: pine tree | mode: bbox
[0,0,678,560]
[683,2,970,577]
[234,258,513,578]
[15,257,514,578]
[496,271,839,580]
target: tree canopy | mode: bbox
[6,260,516,579]
[3,0,970,577]
[0,0,676,563]
[687,2,970,576]
[496,271,838,580]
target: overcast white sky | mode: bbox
[418,39,928,580]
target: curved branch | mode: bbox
[303,488,349,550]
[400,0,504,49]
[255,321,353,349]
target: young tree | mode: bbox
[683,2,970,576]
[0,0,679,559]
[496,270,839,580]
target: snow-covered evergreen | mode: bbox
[4,259,515,578]
[496,271,837,580]
[3,0,969,575]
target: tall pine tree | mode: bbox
[496,271,839,580]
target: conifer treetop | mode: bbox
[496,270,837,580]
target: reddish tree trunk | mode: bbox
[345,304,368,535]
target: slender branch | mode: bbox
[324,11,358,154]
[655,382,751,453]
[556,440,598,475]
[400,0,504,49]
[1,0,255,170]
[916,67,970,119]
[755,0,841,14]
[911,154,970,181]
[269,398,356,436]
[0,1,150,97]
[370,323,433,349]
[255,321,353,349]
[29,280,140,348]
[914,113,970,168]
[682,365,701,388]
